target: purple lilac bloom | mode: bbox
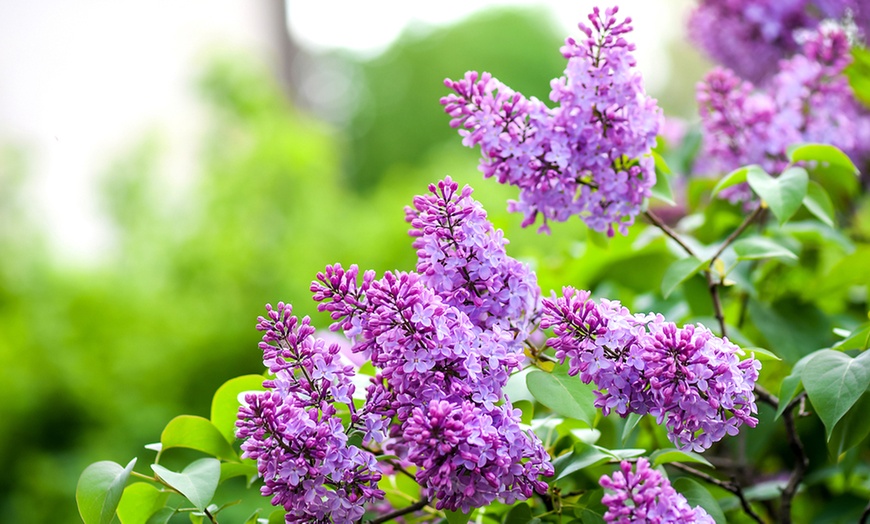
[306,178,554,511]
[441,7,662,236]
[405,176,540,338]
[697,24,870,201]
[541,287,759,451]
[600,459,715,523]
[236,303,384,524]
[687,0,870,84]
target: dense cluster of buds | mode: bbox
[600,459,715,523]
[441,7,662,236]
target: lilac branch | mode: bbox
[780,404,809,524]
[367,498,431,524]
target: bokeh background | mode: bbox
[0,1,705,521]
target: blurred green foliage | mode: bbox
[0,8,582,523]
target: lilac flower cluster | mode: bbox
[441,7,662,236]
[697,24,870,201]
[309,178,552,512]
[600,459,715,523]
[541,287,760,452]
[688,0,869,84]
[236,305,384,524]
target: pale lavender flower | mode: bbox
[600,459,715,523]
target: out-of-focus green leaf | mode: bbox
[504,502,533,524]
[712,165,764,197]
[775,354,812,420]
[828,392,870,458]
[832,323,870,352]
[802,181,835,227]
[526,370,597,427]
[661,257,707,299]
[219,461,258,485]
[747,166,808,226]
[151,458,220,511]
[210,374,266,444]
[649,448,713,468]
[673,478,727,524]
[650,151,676,206]
[76,458,137,524]
[144,508,175,524]
[161,415,237,462]
[788,143,859,175]
[117,482,169,524]
[802,349,870,439]
[732,236,797,261]
[445,508,471,524]
[552,442,612,480]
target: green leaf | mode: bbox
[552,442,612,480]
[219,461,258,485]
[650,151,676,206]
[161,415,238,462]
[243,509,261,524]
[827,392,870,458]
[267,509,286,524]
[801,349,870,439]
[712,165,764,197]
[77,458,137,524]
[151,458,220,511]
[620,413,643,446]
[445,508,471,524]
[673,478,727,524]
[526,370,597,427]
[144,508,175,524]
[117,482,169,524]
[802,181,836,227]
[503,502,533,524]
[832,323,870,351]
[576,509,606,524]
[746,347,781,361]
[747,166,808,226]
[661,257,707,299]
[788,143,859,175]
[732,236,798,261]
[775,354,812,420]
[649,448,713,468]
[210,374,266,444]
[513,399,534,426]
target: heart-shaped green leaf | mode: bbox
[526,370,597,427]
[788,143,859,175]
[77,458,137,524]
[161,415,238,462]
[151,458,220,511]
[712,165,765,197]
[650,151,676,206]
[117,482,169,524]
[801,349,870,439]
[802,180,835,227]
[747,166,808,226]
[211,375,266,444]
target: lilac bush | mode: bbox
[441,7,662,236]
[688,0,870,83]
[697,23,870,200]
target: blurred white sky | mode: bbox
[0,0,691,262]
